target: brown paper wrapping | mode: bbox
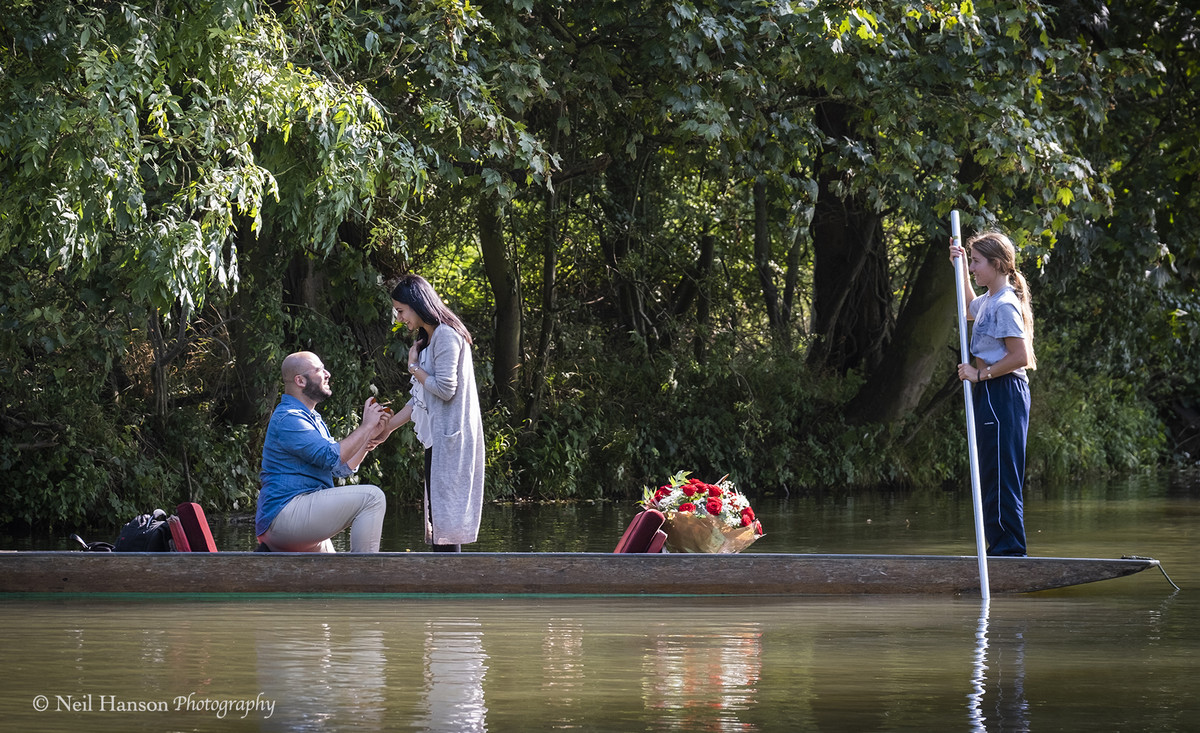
[663,511,761,554]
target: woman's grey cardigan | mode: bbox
[411,323,485,545]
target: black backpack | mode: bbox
[113,509,172,552]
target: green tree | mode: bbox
[1035,0,1199,465]
[0,0,546,523]
[1,0,1194,530]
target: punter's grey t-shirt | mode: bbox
[969,285,1027,381]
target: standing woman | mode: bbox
[951,231,1036,557]
[376,275,485,552]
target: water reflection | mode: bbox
[642,620,762,732]
[256,622,387,731]
[415,620,488,733]
[2,592,1196,733]
[245,607,789,732]
[969,601,990,731]
[541,617,585,724]
[969,601,1031,733]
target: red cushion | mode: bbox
[613,510,666,553]
[175,502,218,552]
[646,528,667,554]
[167,515,191,552]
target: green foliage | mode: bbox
[453,320,948,502]
[1028,357,1167,480]
[1033,0,1200,461]
[1,0,1195,532]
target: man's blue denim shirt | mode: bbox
[255,394,352,536]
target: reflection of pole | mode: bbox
[967,599,991,732]
[952,210,991,600]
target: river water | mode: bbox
[1,473,1196,732]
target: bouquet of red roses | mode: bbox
[641,471,763,553]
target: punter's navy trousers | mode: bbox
[973,374,1030,556]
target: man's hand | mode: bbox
[366,411,392,451]
[366,403,412,451]
[362,397,388,432]
[340,397,396,469]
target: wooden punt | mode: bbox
[0,551,1159,596]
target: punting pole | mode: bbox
[951,210,991,600]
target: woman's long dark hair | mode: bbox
[391,274,473,347]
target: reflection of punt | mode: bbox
[0,552,1159,595]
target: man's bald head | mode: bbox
[282,351,331,405]
[282,351,321,383]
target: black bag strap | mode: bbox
[70,533,115,552]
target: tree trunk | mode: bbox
[846,236,958,424]
[780,222,805,340]
[808,190,889,373]
[479,196,522,408]
[845,144,988,425]
[693,233,715,364]
[599,155,656,346]
[808,101,890,374]
[340,220,407,389]
[216,216,284,426]
[146,313,171,421]
[753,179,782,331]
[526,187,561,426]
[662,231,716,357]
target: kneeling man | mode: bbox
[256,351,388,552]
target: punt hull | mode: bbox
[0,552,1159,595]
